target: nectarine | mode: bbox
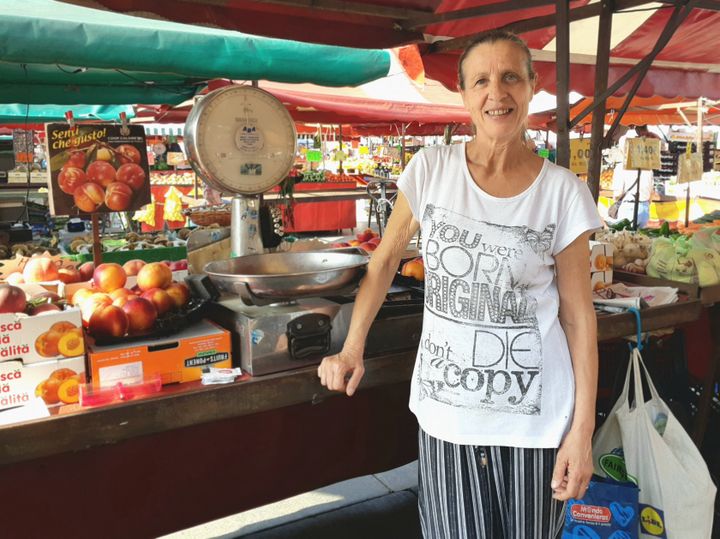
[23,257,59,283]
[140,287,174,316]
[88,305,129,338]
[0,285,26,313]
[165,282,190,309]
[116,163,146,191]
[78,262,95,282]
[122,297,157,333]
[104,181,133,211]
[86,160,116,187]
[80,293,112,326]
[137,262,172,291]
[58,166,87,195]
[93,263,127,293]
[122,259,146,277]
[57,267,82,284]
[74,182,105,213]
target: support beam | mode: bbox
[587,0,614,202]
[555,0,570,168]
[403,0,554,30]
[602,0,700,145]
[571,0,700,130]
[654,0,720,11]
[430,0,650,53]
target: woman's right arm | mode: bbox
[318,192,420,396]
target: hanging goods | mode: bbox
[593,309,716,538]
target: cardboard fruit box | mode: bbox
[87,319,232,388]
[0,355,85,412]
[590,241,614,291]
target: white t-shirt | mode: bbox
[397,142,602,448]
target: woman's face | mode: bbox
[459,41,535,145]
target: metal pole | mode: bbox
[587,0,613,202]
[632,169,641,230]
[400,123,407,170]
[338,124,344,173]
[555,0,570,168]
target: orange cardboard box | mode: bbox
[87,320,232,388]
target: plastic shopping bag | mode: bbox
[596,347,716,538]
[562,475,639,539]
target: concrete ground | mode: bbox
[160,461,420,539]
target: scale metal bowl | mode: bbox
[204,251,368,303]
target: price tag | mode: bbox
[678,148,703,184]
[306,150,322,163]
[624,137,661,170]
[166,152,186,166]
[359,146,369,155]
[569,139,591,174]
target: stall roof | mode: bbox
[0,0,391,105]
[66,1,720,100]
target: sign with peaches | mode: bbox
[45,123,151,216]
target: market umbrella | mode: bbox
[0,0,392,105]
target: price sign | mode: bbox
[678,151,703,184]
[306,150,322,163]
[569,139,591,174]
[624,137,661,170]
[359,146,369,155]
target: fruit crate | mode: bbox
[66,246,187,265]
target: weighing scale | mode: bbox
[183,86,375,375]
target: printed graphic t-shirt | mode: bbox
[398,143,602,448]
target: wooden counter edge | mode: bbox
[0,349,417,466]
[0,299,703,466]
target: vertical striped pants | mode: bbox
[418,428,566,539]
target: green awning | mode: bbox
[0,104,135,124]
[0,0,391,105]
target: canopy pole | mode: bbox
[587,0,614,202]
[443,124,453,145]
[686,97,704,227]
[400,123,407,170]
[555,0,570,168]
[338,124,344,173]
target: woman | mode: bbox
[318,30,600,538]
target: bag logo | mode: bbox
[570,504,611,524]
[639,505,666,538]
[599,451,637,485]
[609,502,635,528]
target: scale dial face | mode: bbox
[184,86,297,195]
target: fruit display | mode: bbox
[76,261,192,340]
[646,226,720,287]
[1,255,83,285]
[334,228,381,253]
[150,171,196,185]
[595,230,652,273]
[64,230,188,256]
[46,123,151,216]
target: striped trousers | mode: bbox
[418,428,566,539]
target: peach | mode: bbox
[74,182,105,213]
[35,332,59,358]
[368,237,381,246]
[63,150,86,170]
[93,263,127,293]
[140,288,174,316]
[78,262,95,281]
[115,144,142,165]
[122,259,146,277]
[116,163,146,191]
[36,378,61,405]
[359,242,376,252]
[348,239,361,246]
[122,297,157,333]
[356,228,376,243]
[57,329,84,357]
[58,267,82,284]
[49,367,77,382]
[31,291,60,304]
[0,285,26,313]
[6,272,24,285]
[110,287,133,307]
[104,181,133,211]
[165,282,190,309]
[401,258,424,281]
[70,287,95,306]
[88,305,128,338]
[48,322,76,344]
[23,257,59,283]
[58,166,87,195]
[57,378,80,404]
[137,262,172,291]
[86,160,116,187]
[80,293,112,326]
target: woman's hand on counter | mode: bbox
[318,344,365,397]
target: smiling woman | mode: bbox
[318,30,602,539]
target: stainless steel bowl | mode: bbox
[204,251,368,300]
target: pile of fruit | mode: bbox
[330,228,381,253]
[72,261,191,339]
[65,230,189,256]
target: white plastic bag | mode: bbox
[595,347,716,538]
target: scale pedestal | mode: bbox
[230,195,263,257]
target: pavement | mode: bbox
[160,461,421,539]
